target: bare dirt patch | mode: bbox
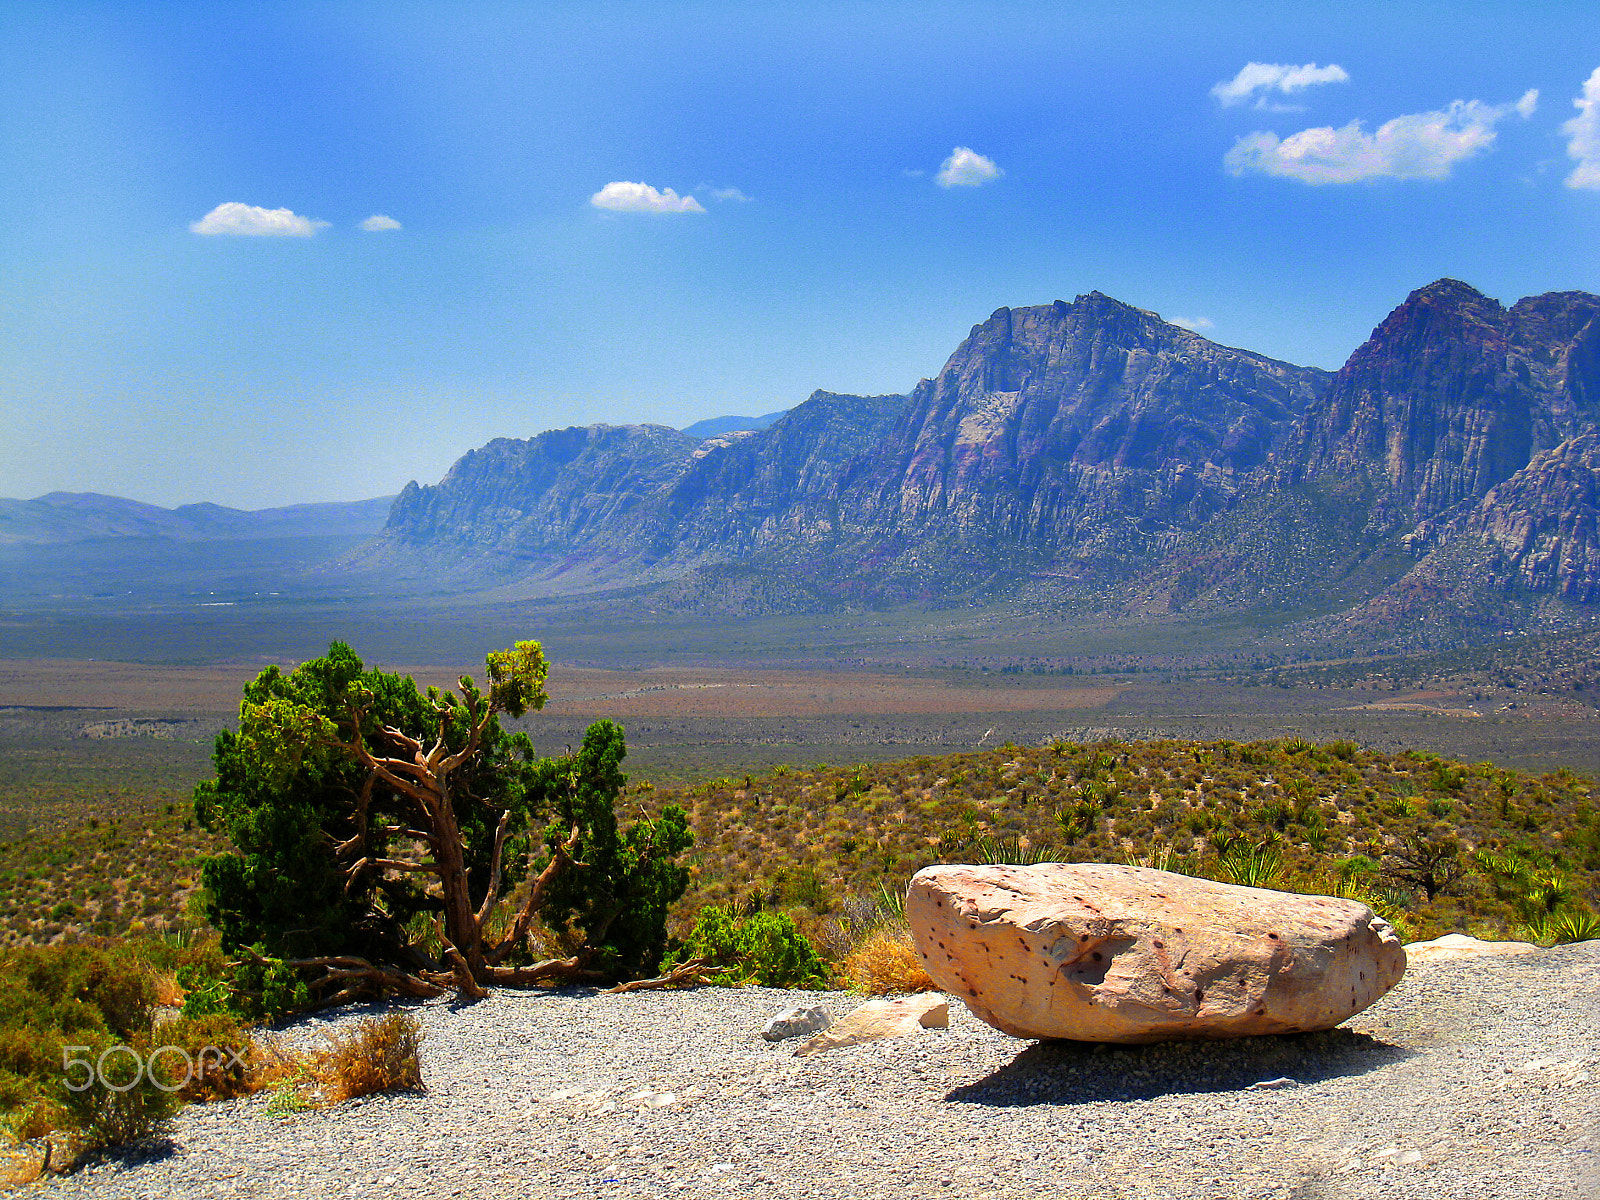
[545,668,1123,719]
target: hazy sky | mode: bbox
[3,1,1597,509]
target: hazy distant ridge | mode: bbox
[0,492,395,547]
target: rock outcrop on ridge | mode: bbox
[831,294,1329,584]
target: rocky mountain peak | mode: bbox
[1294,280,1600,536]
[831,291,1330,583]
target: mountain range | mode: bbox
[349,279,1600,644]
[11,278,1598,650]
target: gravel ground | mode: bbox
[33,941,1600,1200]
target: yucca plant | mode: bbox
[1215,844,1285,890]
[1549,907,1600,945]
[964,835,1056,866]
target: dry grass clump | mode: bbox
[259,1011,426,1113]
[842,927,935,995]
[319,1012,425,1103]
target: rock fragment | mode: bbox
[761,1005,831,1042]
[1403,933,1540,963]
[793,994,948,1057]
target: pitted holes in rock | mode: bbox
[1064,936,1138,987]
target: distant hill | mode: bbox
[0,493,394,547]
[680,411,789,439]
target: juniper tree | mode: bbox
[195,641,691,1013]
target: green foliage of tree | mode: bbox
[531,720,694,979]
[193,641,691,1013]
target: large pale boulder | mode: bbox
[907,863,1405,1043]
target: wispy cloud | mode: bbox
[189,202,329,237]
[1169,315,1214,332]
[1224,91,1538,184]
[590,181,705,213]
[1212,62,1349,109]
[1564,67,1600,190]
[359,214,402,232]
[704,185,752,203]
[936,147,1003,188]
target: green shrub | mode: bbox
[671,906,830,988]
[57,1047,181,1156]
[1549,907,1600,945]
[1214,843,1285,890]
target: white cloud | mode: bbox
[589,181,705,213]
[359,214,402,232]
[1564,67,1600,189]
[189,202,329,237]
[1170,315,1214,332]
[1224,94,1536,184]
[936,146,1003,188]
[1212,62,1349,108]
[703,185,752,203]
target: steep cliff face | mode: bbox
[1292,280,1600,534]
[1393,432,1600,605]
[832,294,1329,577]
[1466,432,1600,600]
[382,423,699,558]
[648,390,907,558]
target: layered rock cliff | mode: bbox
[1291,279,1600,534]
[648,390,907,559]
[382,423,699,562]
[830,294,1329,581]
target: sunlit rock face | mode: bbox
[907,862,1406,1044]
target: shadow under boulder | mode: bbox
[946,1027,1409,1107]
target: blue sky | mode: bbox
[3,0,1597,508]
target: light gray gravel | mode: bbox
[36,941,1600,1200]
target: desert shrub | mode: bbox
[1547,907,1600,945]
[841,930,935,995]
[670,906,830,988]
[318,1012,425,1103]
[0,945,158,1043]
[56,1047,181,1157]
[768,865,831,912]
[963,835,1057,865]
[155,1013,258,1101]
[253,1010,425,1113]
[0,943,167,1149]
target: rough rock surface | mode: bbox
[832,293,1328,584]
[379,423,699,560]
[1292,279,1600,534]
[760,1005,831,1042]
[792,994,948,1057]
[907,863,1405,1044]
